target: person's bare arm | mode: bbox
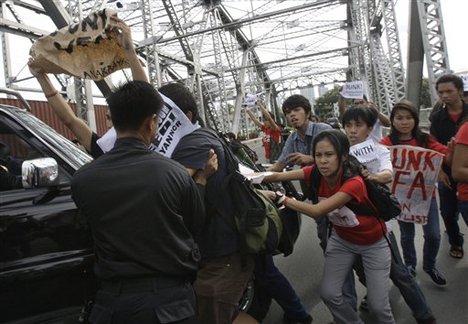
[258,101,281,132]
[262,168,304,183]
[338,87,346,118]
[267,160,287,172]
[361,169,393,184]
[452,143,468,183]
[28,61,93,152]
[246,109,264,128]
[368,103,390,127]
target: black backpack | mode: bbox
[308,158,401,222]
[198,129,287,257]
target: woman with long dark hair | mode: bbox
[381,99,448,286]
[263,129,394,324]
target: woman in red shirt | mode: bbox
[264,129,394,324]
[380,99,448,286]
[452,118,468,227]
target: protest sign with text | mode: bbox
[97,93,197,157]
[389,146,444,225]
[340,81,364,99]
[29,9,134,80]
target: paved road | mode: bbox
[246,138,468,324]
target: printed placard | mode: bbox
[97,93,198,157]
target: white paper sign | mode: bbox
[461,74,468,92]
[97,93,197,157]
[340,81,364,99]
[243,94,257,107]
[350,139,380,173]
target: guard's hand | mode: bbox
[194,149,218,185]
[287,152,313,166]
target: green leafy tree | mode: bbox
[420,78,432,108]
[314,86,341,120]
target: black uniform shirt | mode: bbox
[72,137,205,280]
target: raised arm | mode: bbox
[262,168,304,183]
[245,108,264,128]
[368,103,390,127]
[258,101,281,132]
[28,61,94,152]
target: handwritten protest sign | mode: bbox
[243,94,257,108]
[29,9,133,80]
[389,146,444,225]
[97,93,198,157]
[340,81,364,99]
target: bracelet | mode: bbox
[45,90,58,98]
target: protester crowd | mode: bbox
[3,17,467,324]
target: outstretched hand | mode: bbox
[287,152,313,166]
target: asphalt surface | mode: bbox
[246,139,468,324]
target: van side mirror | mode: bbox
[22,158,59,188]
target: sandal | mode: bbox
[449,245,464,259]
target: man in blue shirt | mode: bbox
[269,95,331,172]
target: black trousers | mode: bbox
[89,277,197,324]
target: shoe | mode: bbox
[407,265,416,277]
[424,268,447,286]
[449,245,463,259]
[417,315,437,324]
[283,314,313,324]
[359,295,368,312]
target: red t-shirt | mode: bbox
[261,125,281,159]
[303,166,386,245]
[380,136,448,155]
[455,122,468,201]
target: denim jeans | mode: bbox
[255,253,309,321]
[398,197,441,271]
[458,200,468,227]
[438,181,464,247]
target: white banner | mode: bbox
[97,93,198,157]
[340,81,364,99]
[388,146,444,225]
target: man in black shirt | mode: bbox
[72,81,215,323]
[431,74,468,260]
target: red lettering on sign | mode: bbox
[407,171,426,200]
